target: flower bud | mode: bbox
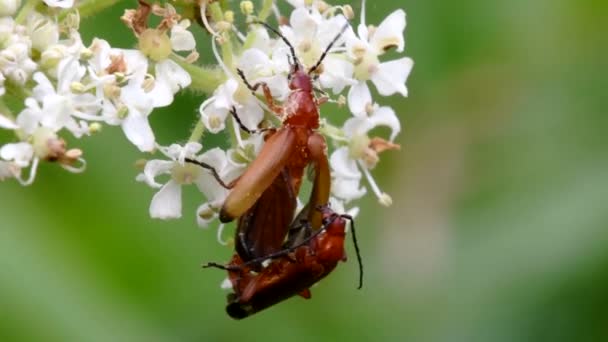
[27,12,60,52]
[342,5,354,20]
[224,11,234,23]
[240,1,254,15]
[0,0,21,17]
[138,28,172,62]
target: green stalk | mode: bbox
[172,56,225,94]
[15,0,41,24]
[258,0,273,22]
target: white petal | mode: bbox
[214,79,238,109]
[371,57,414,96]
[171,21,196,51]
[342,117,371,138]
[0,114,18,129]
[289,7,317,41]
[149,180,182,219]
[239,97,264,130]
[319,55,355,94]
[238,48,272,78]
[331,176,367,202]
[330,146,361,179]
[370,106,401,141]
[151,60,192,107]
[140,160,174,188]
[16,98,42,134]
[0,142,33,167]
[200,102,229,134]
[41,94,72,131]
[121,112,156,152]
[371,9,406,53]
[42,0,74,8]
[194,148,229,200]
[220,277,233,290]
[196,202,219,228]
[347,82,372,116]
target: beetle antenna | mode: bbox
[308,22,350,75]
[184,158,231,189]
[253,20,300,71]
[341,214,363,290]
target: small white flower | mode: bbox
[329,147,366,202]
[345,0,414,109]
[238,48,290,100]
[137,142,205,219]
[26,12,59,52]
[0,40,37,85]
[199,79,239,134]
[280,7,349,68]
[148,59,191,108]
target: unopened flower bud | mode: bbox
[70,81,86,93]
[316,1,329,13]
[62,10,80,31]
[216,20,231,33]
[224,10,234,23]
[185,50,199,63]
[103,83,121,99]
[39,44,66,70]
[240,1,254,15]
[80,47,93,60]
[138,28,172,62]
[342,5,354,20]
[0,0,21,17]
[117,105,129,119]
[26,12,59,51]
[198,206,216,221]
[89,122,102,134]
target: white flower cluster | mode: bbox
[141,0,412,228]
[0,0,192,184]
[1,0,412,238]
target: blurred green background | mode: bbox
[2,0,608,341]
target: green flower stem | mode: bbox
[258,0,273,22]
[172,57,225,94]
[15,0,41,24]
[188,119,206,143]
[68,0,122,20]
[0,100,14,119]
[172,58,224,143]
[208,2,234,68]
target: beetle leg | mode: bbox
[236,68,283,115]
[306,133,331,231]
[184,158,232,189]
[202,262,232,270]
[229,106,270,135]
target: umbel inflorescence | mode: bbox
[0,0,412,233]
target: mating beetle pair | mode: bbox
[187,21,363,319]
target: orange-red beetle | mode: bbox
[205,205,363,319]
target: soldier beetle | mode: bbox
[204,205,363,319]
[187,21,349,264]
